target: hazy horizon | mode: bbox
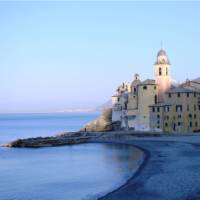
[1,1,200,113]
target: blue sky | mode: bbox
[0,1,200,113]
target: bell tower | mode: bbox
[154,49,171,102]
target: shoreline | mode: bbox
[96,136,200,200]
[95,141,150,200]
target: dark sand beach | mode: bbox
[97,135,200,200]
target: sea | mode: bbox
[0,113,143,200]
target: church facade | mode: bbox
[111,49,200,133]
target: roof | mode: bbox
[193,77,200,83]
[131,79,141,87]
[157,49,167,57]
[155,48,170,65]
[149,103,172,107]
[166,87,198,94]
[140,79,156,85]
[112,94,120,97]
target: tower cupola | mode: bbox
[155,49,170,65]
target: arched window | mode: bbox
[159,67,162,76]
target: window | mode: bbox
[157,107,160,112]
[152,107,155,112]
[165,106,170,112]
[168,93,172,98]
[165,123,168,127]
[194,93,196,97]
[143,85,147,90]
[187,93,189,97]
[178,115,182,119]
[154,95,157,104]
[134,88,137,92]
[157,114,160,119]
[199,105,200,111]
[154,86,157,90]
[190,122,193,127]
[194,114,197,119]
[166,67,168,75]
[194,105,197,111]
[165,115,169,120]
[195,122,198,127]
[157,125,160,129]
[124,103,127,110]
[188,114,192,118]
[159,67,162,76]
[178,122,181,126]
[177,93,181,98]
[157,120,160,124]
[176,105,182,112]
[117,97,120,102]
[187,105,189,111]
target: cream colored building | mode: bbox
[111,48,200,133]
[112,74,158,131]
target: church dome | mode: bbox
[157,49,167,57]
[155,49,170,65]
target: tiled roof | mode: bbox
[140,79,156,85]
[166,87,197,93]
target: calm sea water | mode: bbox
[0,112,99,145]
[0,113,143,200]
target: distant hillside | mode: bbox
[57,100,112,113]
[95,100,112,112]
[193,77,200,83]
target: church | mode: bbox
[111,49,200,133]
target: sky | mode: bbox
[0,1,200,113]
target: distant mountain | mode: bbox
[171,79,180,87]
[57,108,96,113]
[95,100,112,112]
[57,100,112,113]
[193,77,200,83]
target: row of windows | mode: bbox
[152,106,170,112]
[158,67,168,76]
[152,107,160,112]
[143,86,157,90]
[176,105,200,112]
[152,105,200,112]
[168,92,197,98]
[163,122,198,128]
[163,114,197,120]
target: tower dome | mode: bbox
[155,49,170,65]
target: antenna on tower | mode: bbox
[160,40,163,49]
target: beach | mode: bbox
[97,135,200,200]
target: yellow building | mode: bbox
[150,86,200,133]
[111,48,200,133]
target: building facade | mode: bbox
[111,49,200,133]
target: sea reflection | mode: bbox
[0,143,143,200]
[101,143,144,176]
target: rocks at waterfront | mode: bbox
[2,134,91,148]
[80,108,121,132]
